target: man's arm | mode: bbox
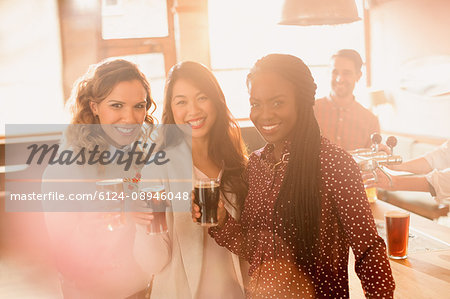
[367,169,432,193]
[426,168,450,200]
[389,157,433,174]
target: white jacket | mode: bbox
[144,141,245,299]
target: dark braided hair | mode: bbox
[247,54,322,257]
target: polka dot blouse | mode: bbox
[209,137,395,298]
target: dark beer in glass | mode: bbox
[194,178,220,226]
[141,185,168,234]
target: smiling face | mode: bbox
[249,72,298,148]
[170,78,217,142]
[89,79,147,147]
[330,56,362,99]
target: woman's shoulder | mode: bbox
[319,137,353,163]
[143,140,191,168]
[319,137,359,179]
[42,160,89,180]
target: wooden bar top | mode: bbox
[349,200,450,298]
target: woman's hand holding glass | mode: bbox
[191,191,227,228]
[132,185,168,235]
[130,200,155,228]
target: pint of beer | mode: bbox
[362,175,377,203]
[385,210,410,259]
[194,178,220,226]
[141,185,168,235]
[365,186,377,203]
[95,179,126,231]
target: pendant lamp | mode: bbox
[279,0,361,26]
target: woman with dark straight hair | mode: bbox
[162,61,248,210]
[148,61,248,298]
[197,54,395,298]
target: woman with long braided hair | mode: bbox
[195,54,395,298]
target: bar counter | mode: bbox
[349,200,450,298]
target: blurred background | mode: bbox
[1,0,450,297]
[2,0,449,137]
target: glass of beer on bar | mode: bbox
[95,178,126,231]
[194,178,220,226]
[385,210,410,259]
[140,185,168,235]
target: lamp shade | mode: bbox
[279,0,361,26]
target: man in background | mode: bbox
[314,49,380,151]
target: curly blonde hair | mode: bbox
[65,59,156,152]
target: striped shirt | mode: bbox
[314,96,380,151]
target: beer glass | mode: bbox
[364,179,378,203]
[385,210,410,259]
[194,178,220,226]
[359,160,378,203]
[140,185,168,234]
[95,179,125,231]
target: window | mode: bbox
[208,0,366,119]
[99,0,175,119]
[101,0,169,39]
[59,0,176,119]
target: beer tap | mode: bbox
[349,133,403,187]
[371,132,382,153]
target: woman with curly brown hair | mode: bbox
[42,59,169,298]
[65,58,155,152]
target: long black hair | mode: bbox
[247,54,322,256]
[162,61,248,210]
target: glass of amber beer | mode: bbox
[363,180,377,203]
[358,160,378,203]
[385,210,410,259]
[194,178,220,226]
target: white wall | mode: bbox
[369,0,450,138]
[0,0,69,136]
